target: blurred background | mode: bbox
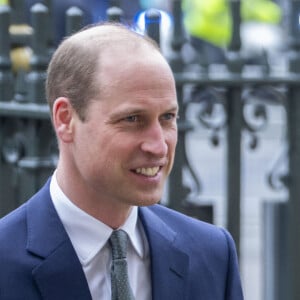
[0,0,299,299]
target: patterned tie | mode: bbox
[109,230,135,300]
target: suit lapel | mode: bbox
[25,182,189,300]
[26,181,92,300]
[139,206,189,300]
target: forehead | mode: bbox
[90,50,178,117]
[109,59,174,99]
[99,44,174,88]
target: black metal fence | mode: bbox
[1,0,300,299]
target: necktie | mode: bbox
[109,230,135,300]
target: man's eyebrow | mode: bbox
[109,108,146,120]
[111,105,178,117]
[166,105,179,112]
[110,105,178,119]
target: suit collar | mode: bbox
[26,180,92,300]
[139,206,189,300]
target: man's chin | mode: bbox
[132,195,162,207]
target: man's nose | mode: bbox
[140,122,168,157]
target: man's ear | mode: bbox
[52,97,76,143]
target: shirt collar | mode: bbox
[50,172,144,265]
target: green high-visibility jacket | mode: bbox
[183,0,282,47]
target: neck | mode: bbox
[55,165,133,229]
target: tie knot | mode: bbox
[109,230,128,260]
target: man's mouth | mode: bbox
[134,166,160,177]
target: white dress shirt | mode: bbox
[50,172,152,300]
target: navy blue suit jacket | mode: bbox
[0,180,243,299]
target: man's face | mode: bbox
[70,50,178,210]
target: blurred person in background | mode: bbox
[182,0,282,64]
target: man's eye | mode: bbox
[123,115,139,122]
[161,113,176,121]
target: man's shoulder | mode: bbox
[0,203,29,266]
[0,202,27,233]
[141,204,229,243]
[0,180,51,240]
[144,203,216,229]
[140,204,238,270]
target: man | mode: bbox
[0,23,243,299]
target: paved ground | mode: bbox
[182,103,287,300]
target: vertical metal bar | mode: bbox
[168,83,192,211]
[27,3,49,103]
[9,0,26,24]
[168,0,184,209]
[66,7,83,36]
[145,9,161,46]
[168,0,192,210]
[228,0,241,52]
[0,5,13,101]
[285,1,300,299]
[171,0,186,52]
[285,85,300,300]
[106,6,123,22]
[0,6,16,215]
[225,86,242,258]
[226,0,243,257]
[42,0,54,47]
